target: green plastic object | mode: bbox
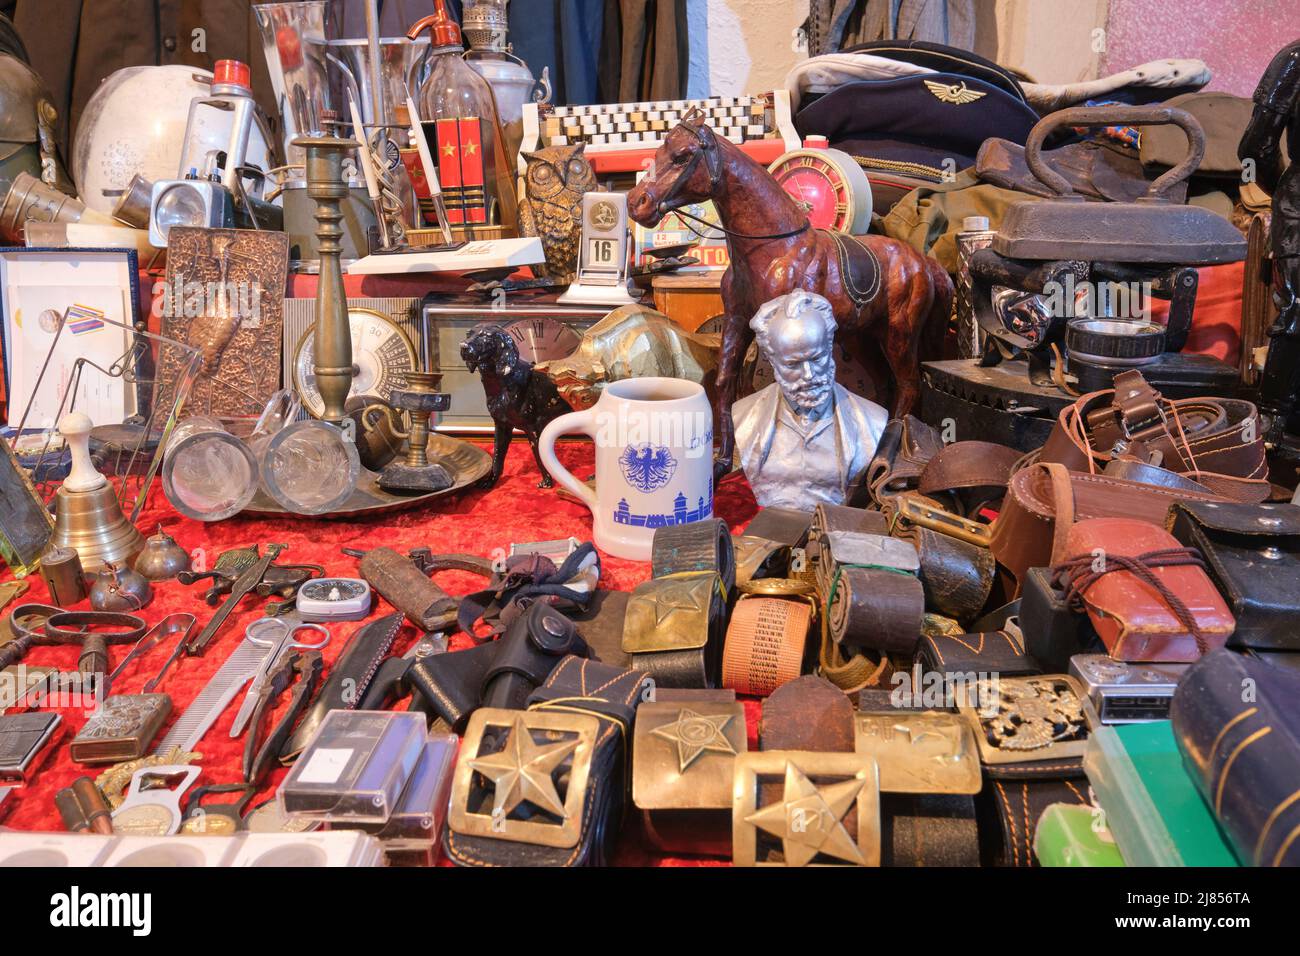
[1034,803,1126,867]
[1084,720,1238,867]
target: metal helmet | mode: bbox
[0,52,71,196]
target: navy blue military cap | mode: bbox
[795,72,1043,210]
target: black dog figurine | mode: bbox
[461,326,574,488]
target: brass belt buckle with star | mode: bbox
[633,697,746,812]
[449,707,598,849]
[732,751,881,866]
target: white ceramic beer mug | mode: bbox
[539,377,714,561]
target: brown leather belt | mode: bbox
[1028,369,1270,503]
[917,440,1022,515]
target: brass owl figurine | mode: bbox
[517,143,597,282]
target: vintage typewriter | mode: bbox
[520,90,800,177]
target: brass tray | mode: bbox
[241,433,490,519]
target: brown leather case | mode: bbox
[991,463,1227,589]
[1061,518,1234,662]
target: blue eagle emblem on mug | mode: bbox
[619,443,677,492]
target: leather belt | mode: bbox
[742,507,813,547]
[959,674,1091,867]
[633,690,745,856]
[760,676,980,866]
[1030,369,1270,503]
[886,494,996,624]
[917,440,1022,515]
[650,519,735,593]
[808,505,905,693]
[721,583,814,696]
[817,527,923,656]
[622,520,734,688]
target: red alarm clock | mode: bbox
[768,145,873,234]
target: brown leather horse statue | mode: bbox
[627,115,953,476]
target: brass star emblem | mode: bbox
[651,708,736,772]
[467,715,577,819]
[654,576,711,628]
[744,763,866,866]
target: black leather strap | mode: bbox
[279,612,405,762]
[981,760,1090,868]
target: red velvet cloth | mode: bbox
[0,438,760,866]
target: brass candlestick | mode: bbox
[376,371,453,493]
[295,134,360,425]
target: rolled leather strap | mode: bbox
[650,519,735,594]
[991,462,1227,589]
[1031,370,1270,503]
[892,521,996,624]
[817,529,924,656]
[279,612,405,762]
[721,594,811,696]
[622,572,727,688]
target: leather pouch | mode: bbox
[991,462,1225,589]
[1059,517,1234,662]
[1018,566,1102,672]
[1167,501,1300,650]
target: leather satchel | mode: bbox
[1029,370,1270,503]
[1055,518,1234,662]
[1167,500,1300,650]
[990,462,1226,590]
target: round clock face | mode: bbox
[487,317,582,364]
[768,148,873,234]
[293,308,418,419]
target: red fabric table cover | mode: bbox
[0,438,759,866]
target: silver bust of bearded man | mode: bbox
[732,290,888,510]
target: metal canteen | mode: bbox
[89,564,153,612]
[133,525,192,581]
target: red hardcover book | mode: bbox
[434,118,464,225]
[456,117,487,224]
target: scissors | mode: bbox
[229,614,330,738]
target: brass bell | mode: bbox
[51,412,145,571]
[89,563,153,611]
[133,524,192,581]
